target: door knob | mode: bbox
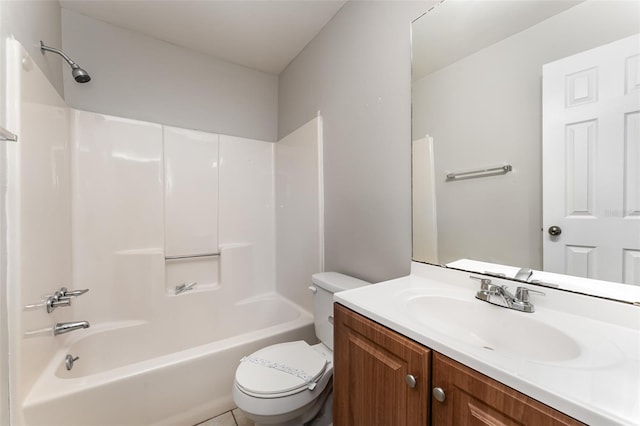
[548,225,562,236]
[405,374,417,388]
[432,387,446,402]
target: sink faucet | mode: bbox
[54,321,90,336]
[472,276,544,313]
[514,267,533,281]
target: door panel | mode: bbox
[543,34,640,284]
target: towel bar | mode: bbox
[446,164,512,181]
[165,252,220,260]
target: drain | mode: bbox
[483,346,494,351]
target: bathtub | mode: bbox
[22,294,315,426]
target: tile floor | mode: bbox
[195,408,254,426]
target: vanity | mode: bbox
[333,262,640,425]
[338,1,640,424]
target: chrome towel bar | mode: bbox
[165,252,220,260]
[446,164,512,181]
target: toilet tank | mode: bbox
[310,272,370,350]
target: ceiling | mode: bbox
[60,0,347,75]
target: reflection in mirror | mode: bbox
[411,0,640,300]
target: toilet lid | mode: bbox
[236,341,328,397]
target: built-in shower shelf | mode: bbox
[165,254,220,295]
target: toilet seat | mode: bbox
[235,341,328,398]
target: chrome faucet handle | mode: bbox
[471,276,512,308]
[471,276,507,296]
[514,287,545,303]
[470,276,494,289]
[46,295,72,313]
[58,287,89,300]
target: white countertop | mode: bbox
[334,262,640,425]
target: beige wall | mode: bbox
[62,9,279,142]
[2,0,64,96]
[279,1,431,283]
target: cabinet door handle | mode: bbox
[432,387,446,402]
[405,374,417,388]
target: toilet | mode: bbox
[232,272,370,426]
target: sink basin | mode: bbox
[405,295,582,362]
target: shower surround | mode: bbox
[5,40,323,425]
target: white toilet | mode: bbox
[232,272,369,426]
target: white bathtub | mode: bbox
[22,294,315,426]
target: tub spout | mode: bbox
[54,321,90,336]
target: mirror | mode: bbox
[411,0,640,299]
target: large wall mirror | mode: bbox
[411,0,640,300]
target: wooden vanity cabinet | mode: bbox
[334,303,584,426]
[432,352,584,426]
[334,303,431,425]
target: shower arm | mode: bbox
[40,41,79,67]
[40,40,91,83]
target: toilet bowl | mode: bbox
[232,272,369,426]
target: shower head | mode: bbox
[40,41,91,83]
[71,64,91,83]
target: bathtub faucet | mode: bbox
[54,321,90,336]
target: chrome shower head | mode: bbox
[40,41,91,83]
[71,64,91,83]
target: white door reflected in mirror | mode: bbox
[543,34,640,285]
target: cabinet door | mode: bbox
[334,303,430,426]
[432,353,584,426]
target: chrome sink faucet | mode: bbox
[472,276,544,313]
[514,267,533,281]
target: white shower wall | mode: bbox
[276,117,324,313]
[219,135,277,297]
[70,110,280,323]
[164,126,220,258]
[5,40,72,426]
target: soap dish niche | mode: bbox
[165,255,220,295]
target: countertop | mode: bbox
[334,262,640,425]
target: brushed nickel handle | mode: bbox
[405,374,417,388]
[432,387,446,402]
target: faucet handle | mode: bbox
[470,275,492,287]
[515,287,545,303]
[58,287,89,300]
[46,295,71,313]
[470,276,501,293]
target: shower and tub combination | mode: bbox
[5,40,324,425]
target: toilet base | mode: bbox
[236,381,333,426]
[308,391,332,426]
